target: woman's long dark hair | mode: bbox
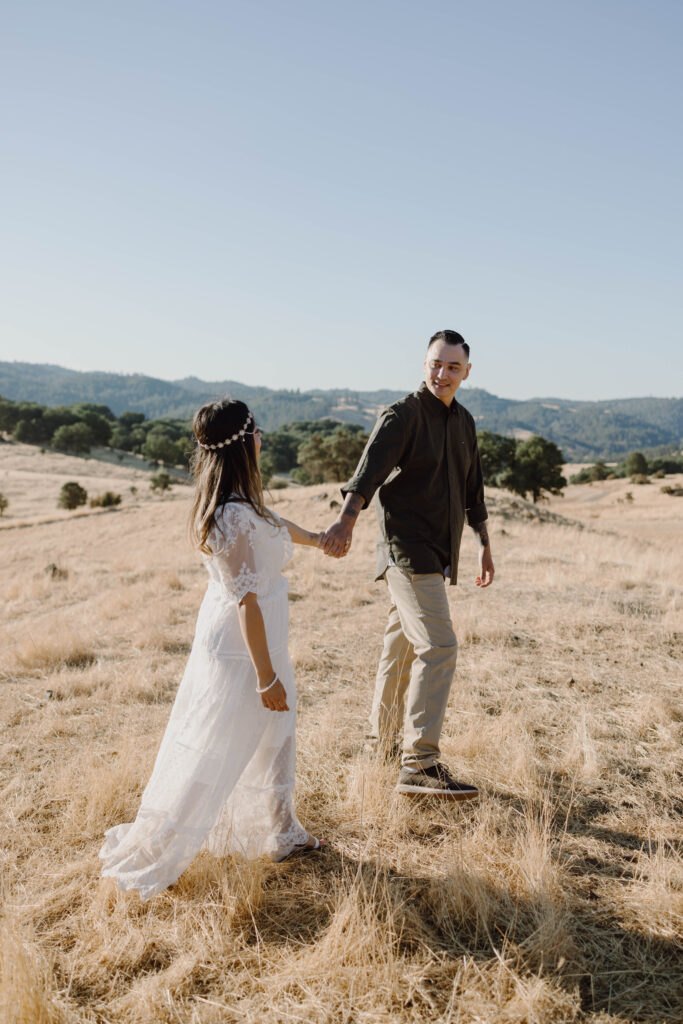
[189,398,276,554]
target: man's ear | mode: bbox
[463,363,471,381]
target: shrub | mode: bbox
[89,491,122,508]
[58,482,88,510]
[570,461,611,484]
[150,471,172,492]
[625,451,648,476]
[630,474,650,485]
[660,485,683,496]
[0,492,8,516]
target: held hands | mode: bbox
[320,519,353,558]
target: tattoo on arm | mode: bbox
[471,521,490,548]
[340,492,364,521]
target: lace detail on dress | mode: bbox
[210,501,258,555]
[280,524,294,567]
[209,503,278,603]
[229,563,262,602]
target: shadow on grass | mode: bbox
[232,842,681,1024]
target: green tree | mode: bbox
[119,411,146,428]
[52,422,95,455]
[625,451,648,477]
[58,481,88,510]
[260,430,301,473]
[589,461,610,481]
[294,433,328,483]
[477,431,517,483]
[296,428,368,483]
[14,408,52,445]
[42,406,79,437]
[143,430,182,465]
[649,455,683,475]
[259,452,275,487]
[499,435,567,503]
[0,397,21,433]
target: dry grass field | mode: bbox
[1,441,681,1023]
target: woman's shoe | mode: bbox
[277,834,325,862]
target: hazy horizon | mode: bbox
[2,357,680,404]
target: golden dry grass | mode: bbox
[0,442,681,1023]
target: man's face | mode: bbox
[423,341,471,405]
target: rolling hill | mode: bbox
[0,361,680,460]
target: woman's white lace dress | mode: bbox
[99,502,308,900]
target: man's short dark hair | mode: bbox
[427,330,470,360]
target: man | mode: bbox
[322,330,494,798]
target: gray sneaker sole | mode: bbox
[396,781,479,799]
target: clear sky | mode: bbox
[1,0,681,400]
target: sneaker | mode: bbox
[396,762,478,799]
[362,736,402,762]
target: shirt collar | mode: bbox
[416,381,459,417]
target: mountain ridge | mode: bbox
[1,361,680,460]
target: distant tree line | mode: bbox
[3,361,681,459]
[266,423,569,503]
[569,450,683,484]
[7,392,678,505]
[0,395,192,465]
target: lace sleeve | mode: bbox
[210,504,260,602]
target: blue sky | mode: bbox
[1,0,681,400]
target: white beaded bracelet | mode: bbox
[256,673,278,694]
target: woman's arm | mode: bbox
[237,591,289,712]
[279,517,323,548]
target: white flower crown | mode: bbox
[196,411,255,450]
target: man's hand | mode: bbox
[321,519,353,558]
[475,546,495,588]
[471,519,494,588]
[321,492,364,558]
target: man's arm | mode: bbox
[321,492,364,557]
[322,407,406,558]
[471,519,494,588]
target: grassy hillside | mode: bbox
[1,360,681,458]
[0,443,681,1022]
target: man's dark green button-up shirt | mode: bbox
[342,383,488,585]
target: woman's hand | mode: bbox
[260,677,289,712]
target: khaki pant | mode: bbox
[370,567,457,770]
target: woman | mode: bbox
[100,398,324,900]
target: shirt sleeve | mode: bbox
[465,436,488,526]
[341,407,407,509]
[210,504,261,602]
